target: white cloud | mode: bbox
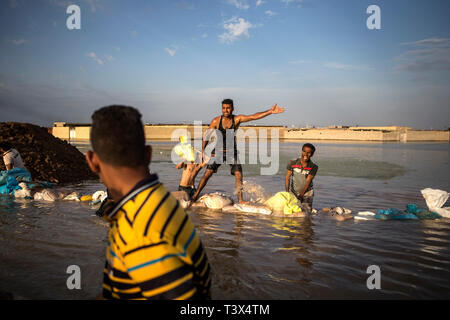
[165,47,178,56]
[79,66,87,73]
[265,10,276,16]
[228,0,250,10]
[201,33,208,38]
[114,47,121,51]
[105,55,114,62]
[324,62,373,71]
[256,0,265,7]
[86,52,104,65]
[395,37,450,73]
[219,17,253,44]
[281,0,303,7]
[10,39,26,45]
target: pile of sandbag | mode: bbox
[0,122,97,183]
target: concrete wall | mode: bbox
[74,127,91,141]
[52,124,449,142]
[52,126,69,140]
[405,130,449,141]
[144,125,285,141]
[285,129,386,141]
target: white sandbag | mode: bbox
[63,192,81,201]
[355,216,370,221]
[233,203,272,215]
[421,188,450,218]
[222,205,237,213]
[14,183,32,199]
[198,193,234,210]
[92,190,107,203]
[34,189,58,202]
[357,211,376,216]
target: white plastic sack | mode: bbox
[34,189,58,202]
[421,188,450,218]
[63,192,81,201]
[92,190,107,203]
[357,211,376,216]
[14,183,32,199]
[234,203,272,215]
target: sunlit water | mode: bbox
[0,141,449,299]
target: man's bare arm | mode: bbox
[285,170,292,192]
[5,163,12,170]
[235,103,285,124]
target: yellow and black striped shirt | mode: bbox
[102,174,211,300]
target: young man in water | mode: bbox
[285,143,318,210]
[191,99,284,204]
[176,151,210,201]
[86,105,211,300]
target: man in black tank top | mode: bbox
[191,98,284,204]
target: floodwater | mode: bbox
[0,141,449,299]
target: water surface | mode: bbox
[0,141,449,299]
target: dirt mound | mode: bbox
[0,122,97,184]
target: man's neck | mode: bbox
[104,166,151,201]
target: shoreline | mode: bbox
[52,123,450,142]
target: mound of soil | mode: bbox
[0,122,98,184]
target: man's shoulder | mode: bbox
[288,158,301,165]
[210,116,221,127]
[309,160,318,169]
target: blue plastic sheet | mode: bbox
[376,203,441,220]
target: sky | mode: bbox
[0,0,449,129]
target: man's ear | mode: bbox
[145,145,152,166]
[86,150,101,174]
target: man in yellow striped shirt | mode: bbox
[86,105,211,299]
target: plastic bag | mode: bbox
[14,183,32,199]
[92,190,107,204]
[34,189,58,201]
[234,203,272,215]
[264,192,303,215]
[421,188,450,218]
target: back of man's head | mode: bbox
[91,105,145,167]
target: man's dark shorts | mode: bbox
[178,185,196,200]
[206,153,242,176]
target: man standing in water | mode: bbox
[191,99,284,204]
[285,143,318,209]
[86,105,211,299]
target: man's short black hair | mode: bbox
[302,143,316,155]
[90,105,146,167]
[222,99,234,108]
[0,142,12,151]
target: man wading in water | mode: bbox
[191,99,284,204]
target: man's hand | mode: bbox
[270,103,284,114]
[176,161,185,170]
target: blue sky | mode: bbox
[0,0,449,129]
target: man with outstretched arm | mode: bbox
[191,98,284,204]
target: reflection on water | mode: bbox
[0,142,449,299]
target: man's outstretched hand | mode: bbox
[270,103,285,114]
